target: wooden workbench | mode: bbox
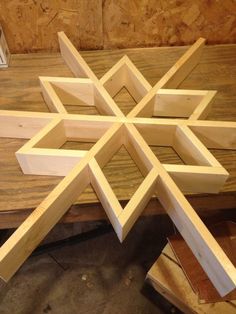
[0,44,236,228]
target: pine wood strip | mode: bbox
[127,38,206,118]
[40,77,95,106]
[154,89,212,118]
[125,123,236,296]
[123,55,152,102]
[0,122,122,281]
[173,125,224,167]
[100,55,126,97]
[16,148,87,176]
[58,31,124,117]
[0,109,235,150]
[190,91,216,120]
[119,168,158,240]
[163,165,228,194]
[89,158,123,234]
[40,79,68,114]
[0,162,90,282]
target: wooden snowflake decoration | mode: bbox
[0,33,235,297]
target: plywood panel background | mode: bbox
[0,0,103,53]
[0,0,236,53]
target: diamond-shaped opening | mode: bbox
[16,118,114,176]
[40,77,118,116]
[150,89,213,119]
[89,124,158,241]
[132,123,228,195]
[134,123,215,167]
[76,183,99,204]
[150,145,184,164]
[124,87,214,120]
[102,58,150,115]
[113,87,137,115]
[102,145,145,205]
[52,83,100,115]
[92,124,155,209]
[34,119,111,151]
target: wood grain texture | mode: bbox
[147,244,236,314]
[0,0,103,53]
[0,44,236,226]
[1,1,236,53]
[168,221,236,303]
[103,0,236,49]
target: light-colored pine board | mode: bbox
[154,89,213,118]
[125,123,236,296]
[40,79,68,114]
[163,165,228,194]
[119,168,158,240]
[190,91,216,120]
[40,77,95,106]
[0,34,235,298]
[58,31,124,117]
[127,38,206,118]
[0,122,122,281]
[173,125,224,167]
[89,158,123,233]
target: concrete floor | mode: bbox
[0,216,179,314]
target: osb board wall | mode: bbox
[1,0,236,53]
[0,0,103,53]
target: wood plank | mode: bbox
[16,148,87,176]
[0,44,236,222]
[190,91,216,120]
[128,38,206,118]
[154,89,209,117]
[125,123,236,296]
[168,222,236,303]
[0,162,90,281]
[58,31,124,117]
[157,175,236,296]
[0,113,52,139]
[0,122,123,281]
[2,36,234,292]
[100,55,151,103]
[147,244,236,314]
[123,56,152,102]
[100,56,126,97]
[119,168,158,240]
[89,158,123,234]
[173,125,224,167]
[41,77,95,106]
[163,165,228,194]
[2,1,236,53]
[40,79,68,113]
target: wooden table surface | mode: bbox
[0,44,236,228]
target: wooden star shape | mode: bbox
[0,33,235,297]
